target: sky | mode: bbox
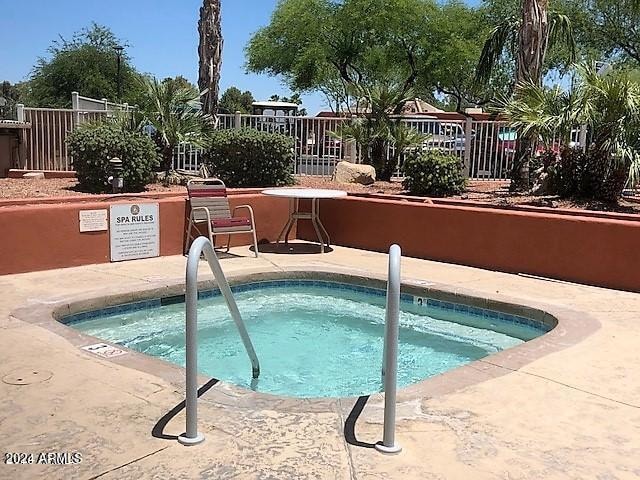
[0,1,486,115]
[0,0,330,114]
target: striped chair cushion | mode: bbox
[212,217,251,228]
[189,187,227,198]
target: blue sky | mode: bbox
[0,0,481,115]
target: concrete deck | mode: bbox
[1,243,639,479]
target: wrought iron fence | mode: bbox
[15,107,587,180]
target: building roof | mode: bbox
[401,98,444,114]
[252,101,300,109]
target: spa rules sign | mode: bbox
[109,203,160,262]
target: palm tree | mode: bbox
[497,79,580,149]
[141,77,215,175]
[476,0,574,190]
[198,0,223,116]
[500,64,640,201]
[331,83,416,180]
[388,122,428,176]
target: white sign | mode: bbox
[79,209,108,232]
[109,203,159,262]
[81,343,127,358]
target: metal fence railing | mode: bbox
[21,107,111,171]
[15,107,588,180]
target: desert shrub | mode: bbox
[581,150,631,202]
[402,150,466,197]
[544,147,630,201]
[203,128,294,187]
[67,123,159,193]
[560,148,588,197]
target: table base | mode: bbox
[276,198,331,253]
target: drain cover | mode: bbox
[2,369,53,385]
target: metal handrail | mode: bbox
[376,244,402,454]
[178,236,260,446]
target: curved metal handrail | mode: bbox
[178,236,260,446]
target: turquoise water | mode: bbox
[68,284,544,398]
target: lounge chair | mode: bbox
[185,178,259,257]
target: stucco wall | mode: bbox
[4,192,640,292]
[0,193,292,275]
[298,196,640,292]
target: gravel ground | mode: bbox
[296,177,640,213]
[2,176,639,213]
[0,178,185,199]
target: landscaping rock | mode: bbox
[23,172,45,179]
[333,161,376,185]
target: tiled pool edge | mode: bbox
[10,266,597,412]
[60,278,552,333]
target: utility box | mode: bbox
[0,121,29,177]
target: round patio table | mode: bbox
[262,188,347,253]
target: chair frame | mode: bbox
[185,179,259,258]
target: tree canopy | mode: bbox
[219,86,255,113]
[573,0,640,65]
[247,0,516,112]
[0,81,25,119]
[429,1,511,111]
[21,23,146,108]
[246,0,511,112]
[268,93,307,115]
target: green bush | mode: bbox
[402,150,466,197]
[203,128,294,187]
[67,123,159,193]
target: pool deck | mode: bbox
[1,242,639,479]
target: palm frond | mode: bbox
[475,18,519,85]
[501,79,577,146]
[389,122,428,151]
[548,13,576,63]
[140,76,215,151]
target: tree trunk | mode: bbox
[512,0,549,191]
[162,144,174,176]
[371,137,389,180]
[198,0,223,116]
[517,0,549,86]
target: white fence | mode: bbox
[19,106,112,171]
[174,114,528,180]
[16,92,134,171]
[15,107,586,180]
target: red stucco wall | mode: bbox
[0,193,292,275]
[298,196,640,292]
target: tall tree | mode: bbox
[429,1,511,112]
[22,23,145,108]
[246,0,441,178]
[198,0,223,115]
[247,0,438,111]
[219,86,254,113]
[476,0,574,190]
[572,0,640,65]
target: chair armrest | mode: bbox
[190,206,212,224]
[233,204,257,228]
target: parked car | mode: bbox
[416,121,467,154]
[497,127,566,156]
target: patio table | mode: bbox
[261,188,347,253]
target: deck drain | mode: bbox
[2,369,53,385]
